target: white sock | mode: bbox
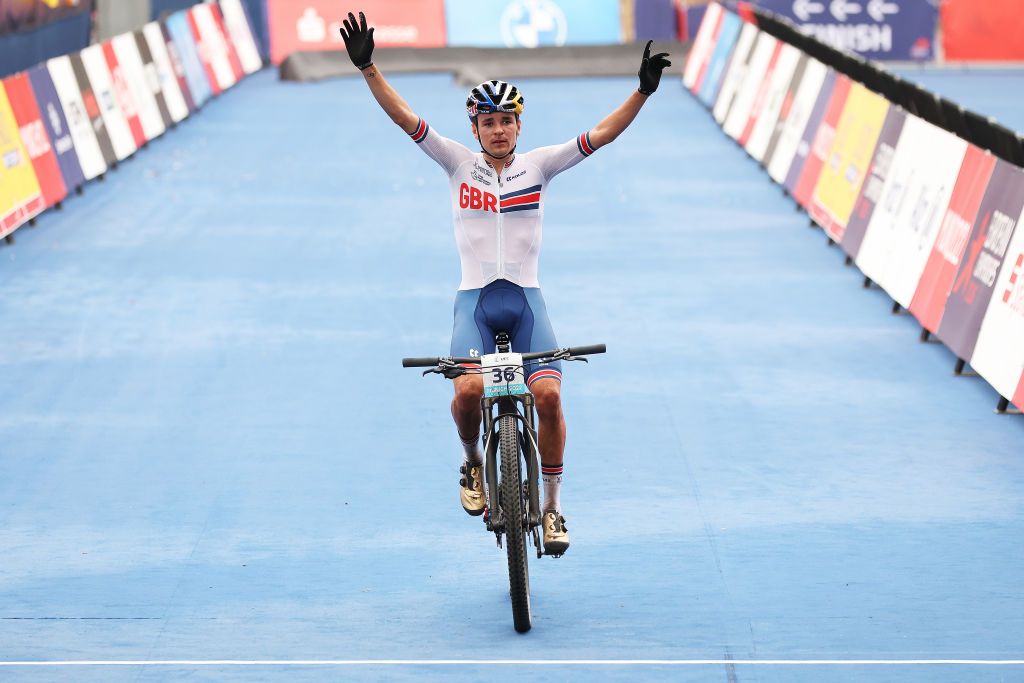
[541,463,563,513]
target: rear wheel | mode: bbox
[499,413,531,633]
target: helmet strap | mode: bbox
[474,117,518,162]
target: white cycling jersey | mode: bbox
[410,118,598,290]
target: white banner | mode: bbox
[191,4,237,91]
[854,115,967,306]
[219,0,263,75]
[765,57,828,185]
[971,203,1024,405]
[45,56,107,180]
[712,22,758,125]
[80,44,137,161]
[683,1,724,90]
[112,32,166,141]
[723,32,778,141]
[745,42,801,162]
[142,22,189,123]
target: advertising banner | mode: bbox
[210,3,245,82]
[745,42,801,161]
[186,7,223,96]
[133,30,173,129]
[767,57,828,185]
[3,73,66,209]
[220,0,263,74]
[789,71,848,206]
[27,64,85,192]
[81,43,138,161]
[101,40,147,148]
[683,1,723,92]
[0,0,92,37]
[970,207,1024,408]
[722,32,779,141]
[808,82,889,241]
[697,10,742,107]
[909,146,997,333]
[46,55,107,179]
[0,83,43,238]
[112,33,166,142]
[446,0,619,48]
[634,0,675,41]
[753,0,938,61]
[267,0,446,64]
[68,52,118,167]
[154,21,198,114]
[941,0,1024,62]
[712,22,758,125]
[191,4,238,91]
[142,23,189,123]
[854,116,967,305]
[840,106,906,259]
[936,161,1024,361]
[167,11,213,106]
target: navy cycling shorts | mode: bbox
[451,279,562,385]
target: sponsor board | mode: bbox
[697,10,742,107]
[766,57,828,185]
[712,22,759,124]
[808,82,889,241]
[909,146,997,334]
[81,44,138,161]
[186,7,223,95]
[27,64,86,192]
[220,0,264,74]
[971,204,1024,409]
[789,71,847,205]
[101,40,147,148]
[47,55,107,180]
[191,3,238,91]
[941,0,1024,62]
[112,33,167,142]
[446,0,619,48]
[754,0,938,61]
[133,30,174,129]
[936,160,1024,361]
[745,42,801,160]
[683,1,723,91]
[143,22,190,123]
[210,3,246,82]
[68,52,119,167]
[167,11,214,106]
[267,0,446,64]
[3,73,67,209]
[854,116,968,306]
[840,106,906,258]
[0,83,44,237]
[722,32,779,141]
[157,21,199,113]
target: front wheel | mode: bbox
[499,413,531,633]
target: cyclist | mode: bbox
[340,11,670,555]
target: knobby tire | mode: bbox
[499,413,531,633]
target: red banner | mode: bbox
[266,0,447,65]
[793,74,851,210]
[2,72,66,209]
[102,41,147,148]
[942,0,1024,62]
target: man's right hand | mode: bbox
[340,11,375,70]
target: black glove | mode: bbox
[637,40,671,95]
[340,11,374,70]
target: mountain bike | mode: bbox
[403,333,605,633]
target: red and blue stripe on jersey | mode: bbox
[500,184,542,213]
[410,118,429,143]
[576,132,596,157]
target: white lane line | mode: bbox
[1,660,1023,666]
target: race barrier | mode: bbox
[0,1,264,242]
[684,2,1024,412]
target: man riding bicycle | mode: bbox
[341,11,670,556]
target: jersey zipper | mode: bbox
[496,165,504,281]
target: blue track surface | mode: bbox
[1,69,1023,682]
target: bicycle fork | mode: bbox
[481,394,542,545]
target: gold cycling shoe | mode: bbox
[459,464,486,516]
[542,511,570,556]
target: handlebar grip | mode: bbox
[567,344,606,356]
[402,357,440,368]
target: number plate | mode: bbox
[481,352,529,398]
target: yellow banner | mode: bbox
[810,82,890,241]
[0,82,43,237]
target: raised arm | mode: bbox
[588,41,671,149]
[340,11,419,135]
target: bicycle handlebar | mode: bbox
[401,344,606,368]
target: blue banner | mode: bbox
[445,0,620,48]
[753,0,938,61]
[27,63,85,191]
[166,11,212,106]
[697,11,742,107]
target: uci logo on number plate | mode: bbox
[481,352,529,397]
